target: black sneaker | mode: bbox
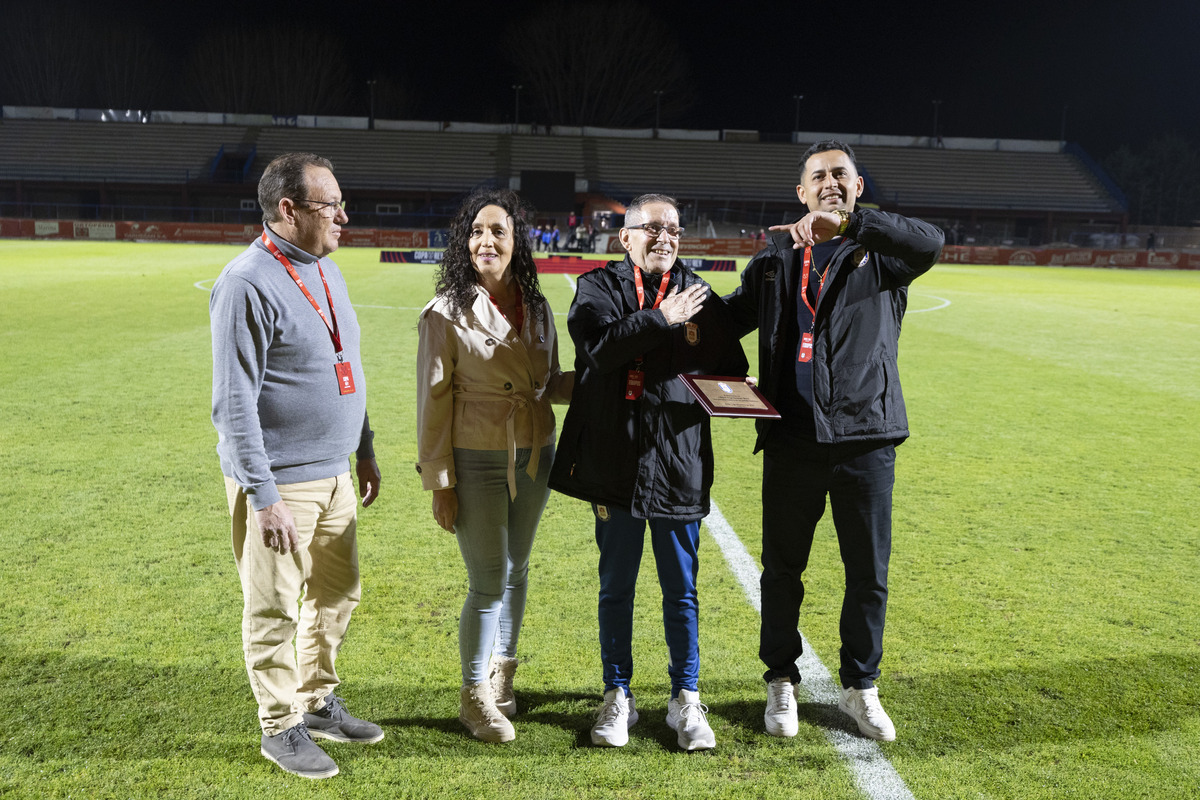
[303,695,385,744]
[260,723,339,779]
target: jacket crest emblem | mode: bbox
[685,322,699,345]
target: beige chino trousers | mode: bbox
[226,473,360,735]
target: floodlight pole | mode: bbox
[931,99,942,146]
[792,94,804,135]
[654,90,664,137]
[367,80,376,130]
[512,84,523,133]
[1059,104,1068,148]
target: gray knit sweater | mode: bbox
[210,227,372,510]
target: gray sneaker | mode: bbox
[303,695,385,744]
[260,722,339,779]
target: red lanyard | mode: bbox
[488,284,524,332]
[633,267,672,310]
[800,246,828,320]
[262,231,344,359]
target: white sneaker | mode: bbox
[591,688,638,747]
[764,677,799,737]
[665,689,716,751]
[459,682,515,743]
[838,687,896,741]
[489,655,518,718]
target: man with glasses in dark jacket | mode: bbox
[725,141,943,743]
[550,193,747,752]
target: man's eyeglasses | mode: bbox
[300,198,347,217]
[626,222,684,239]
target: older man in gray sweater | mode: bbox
[211,153,382,780]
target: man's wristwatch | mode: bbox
[834,209,851,236]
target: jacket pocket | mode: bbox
[831,359,888,435]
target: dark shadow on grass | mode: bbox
[8,649,1195,763]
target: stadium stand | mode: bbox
[856,146,1123,214]
[0,118,247,183]
[0,112,1127,241]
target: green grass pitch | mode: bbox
[1,238,1197,798]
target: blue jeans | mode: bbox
[595,505,701,697]
[453,445,552,685]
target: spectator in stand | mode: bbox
[416,188,574,743]
[541,225,553,253]
[551,224,561,252]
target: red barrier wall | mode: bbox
[940,245,1200,269]
[3,219,1197,269]
[0,219,429,248]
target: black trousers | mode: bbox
[759,428,896,690]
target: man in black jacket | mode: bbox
[724,140,943,742]
[550,193,747,751]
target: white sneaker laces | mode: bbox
[679,700,709,728]
[596,697,626,725]
[768,680,794,712]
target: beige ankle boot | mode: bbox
[459,681,515,742]
[489,656,519,718]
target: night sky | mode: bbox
[38,0,1200,158]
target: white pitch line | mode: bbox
[907,292,951,313]
[705,501,915,800]
[564,273,577,291]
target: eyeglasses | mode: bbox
[626,222,684,239]
[300,198,347,217]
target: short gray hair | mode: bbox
[624,193,678,227]
[258,153,335,224]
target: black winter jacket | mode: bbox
[724,208,943,452]
[549,256,748,520]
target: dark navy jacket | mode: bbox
[724,208,944,452]
[549,256,748,520]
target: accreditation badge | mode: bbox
[625,369,644,400]
[798,332,814,363]
[335,361,356,394]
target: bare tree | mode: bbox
[1104,134,1200,226]
[507,1,694,128]
[184,26,354,116]
[94,26,170,110]
[0,3,98,106]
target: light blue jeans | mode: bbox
[452,445,553,685]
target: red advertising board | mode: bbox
[3,219,1197,269]
[0,218,436,250]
